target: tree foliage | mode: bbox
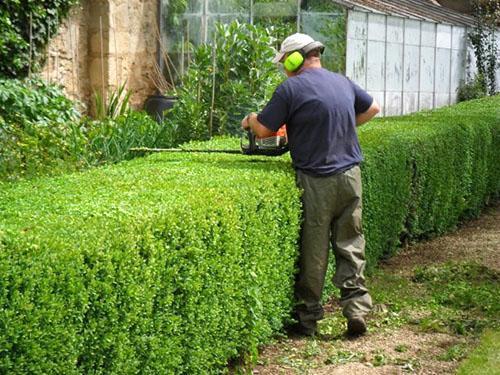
[0,0,78,78]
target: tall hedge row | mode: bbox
[0,154,302,373]
[359,96,499,264]
[0,96,499,372]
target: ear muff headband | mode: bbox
[283,51,305,72]
[282,41,326,72]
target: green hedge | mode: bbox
[0,96,499,372]
[0,153,301,373]
[359,96,500,263]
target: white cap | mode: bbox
[272,33,316,64]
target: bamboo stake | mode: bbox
[181,35,185,77]
[186,19,190,68]
[69,22,77,96]
[151,59,173,93]
[29,13,32,80]
[55,50,59,83]
[100,16,105,101]
[75,23,79,95]
[153,21,178,88]
[47,20,51,83]
[113,15,119,85]
[208,40,217,138]
[296,0,301,32]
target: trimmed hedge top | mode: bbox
[0,96,499,373]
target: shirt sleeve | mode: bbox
[257,86,288,132]
[349,79,374,114]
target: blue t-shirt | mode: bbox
[257,68,373,176]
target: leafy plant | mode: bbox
[93,82,132,120]
[84,111,169,164]
[457,76,487,103]
[0,77,84,180]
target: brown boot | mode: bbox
[347,316,367,336]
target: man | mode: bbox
[241,33,380,337]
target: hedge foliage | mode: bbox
[359,96,499,264]
[0,96,499,372]
[0,0,78,78]
[0,153,302,373]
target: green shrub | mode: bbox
[0,96,498,372]
[357,96,500,262]
[164,21,282,145]
[457,76,487,103]
[0,78,84,180]
[0,152,301,373]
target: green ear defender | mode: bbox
[283,51,305,72]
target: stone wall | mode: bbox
[41,0,158,113]
[41,3,91,111]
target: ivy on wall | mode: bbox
[0,0,79,78]
[468,0,500,95]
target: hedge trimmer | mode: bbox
[130,125,288,156]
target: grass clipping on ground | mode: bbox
[251,203,500,375]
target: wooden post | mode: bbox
[100,16,105,100]
[47,20,51,83]
[29,13,32,80]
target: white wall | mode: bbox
[346,9,472,116]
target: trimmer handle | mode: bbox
[241,129,257,155]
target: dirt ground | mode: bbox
[251,201,500,375]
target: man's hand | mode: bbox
[241,112,275,138]
[241,113,253,130]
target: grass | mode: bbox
[457,330,500,375]
[368,261,500,337]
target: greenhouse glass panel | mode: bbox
[301,0,341,12]
[300,11,346,73]
[160,0,348,85]
[209,0,249,14]
[253,0,298,43]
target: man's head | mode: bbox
[272,33,325,74]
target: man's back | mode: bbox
[258,68,373,176]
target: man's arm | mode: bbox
[241,112,275,138]
[356,100,380,126]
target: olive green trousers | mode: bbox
[294,166,372,331]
